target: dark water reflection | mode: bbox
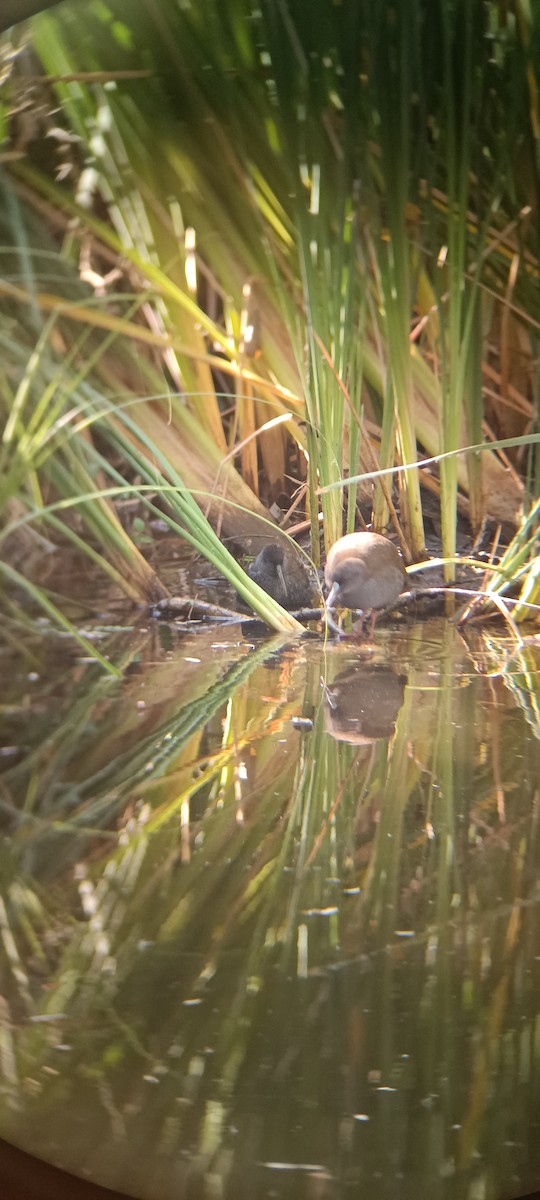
[1,616,540,1200]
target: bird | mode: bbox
[247,543,316,610]
[324,532,405,625]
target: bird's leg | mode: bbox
[349,609,371,639]
[351,611,378,640]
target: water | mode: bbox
[1,604,540,1200]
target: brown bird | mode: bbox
[247,543,316,610]
[324,532,405,617]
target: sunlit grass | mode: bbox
[1,0,539,666]
[25,0,537,553]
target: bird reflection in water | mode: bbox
[323,663,407,744]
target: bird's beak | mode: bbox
[325,581,340,610]
[277,563,287,600]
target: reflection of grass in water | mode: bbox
[1,627,540,1195]
[475,635,540,743]
[2,631,292,867]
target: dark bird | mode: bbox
[324,532,405,616]
[247,543,316,610]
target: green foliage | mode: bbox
[28,0,536,541]
[1,0,540,655]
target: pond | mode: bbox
[1,585,540,1200]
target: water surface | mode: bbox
[1,611,540,1200]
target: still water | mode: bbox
[1,610,540,1200]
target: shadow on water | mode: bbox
[1,611,540,1200]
